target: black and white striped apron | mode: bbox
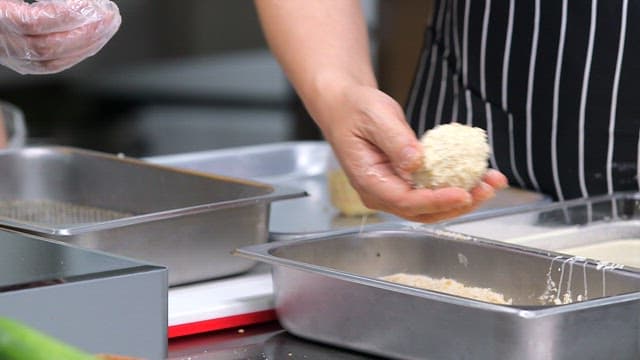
[406,0,640,201]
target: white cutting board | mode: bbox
[168,266,275,338]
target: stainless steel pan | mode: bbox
[237,225,640,360]
[0,146,305,285]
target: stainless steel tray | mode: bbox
[236,225,640,360]
[440,193,640,266]
[0,228,168,359]
[0,146,305,286]
[147,141,551,239]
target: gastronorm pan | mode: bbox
[147,141,551,238]
[0,146,305,285]
[0,227,168,359]
[440,192,640,267]
[236,225,640,360]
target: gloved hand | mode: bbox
[0,0,121,74]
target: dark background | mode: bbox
[0,0,431,157]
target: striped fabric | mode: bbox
[406,0,640,200]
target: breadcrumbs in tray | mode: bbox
[381,273,512,305]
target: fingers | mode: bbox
[483,168,509,189]
[35,12,118,60]
[405,171,508,222]
[0,18,117,73]
[351,165,509,223]
[28,48,95,74]
[1,49,91,74]
[351,163,473,217]
[376,183,490,223]
[0,0,118,35]
[1,13,119,61]
[469,181,496,203]
[0,0,122,74]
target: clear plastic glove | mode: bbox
[0,0,121,74]
[315,82,508,223]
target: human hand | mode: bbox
[0,0,121,74]
[315,83,508,223]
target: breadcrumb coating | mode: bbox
[412,123,490,190]
[381,273,512,305]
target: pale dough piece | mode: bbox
[328,168,378,216]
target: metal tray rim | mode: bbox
[235,224,640,317]
[144,140,329,183]
[25,145,281,188]
[437,191,640,229]
[0,146,307,235]
[0,184,306,236]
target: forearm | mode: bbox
[255,1,506,223]
[255,0,377,126]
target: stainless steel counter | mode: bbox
[168,322,382,360]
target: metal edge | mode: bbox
[430,226,640,279]
[0,265,167,294]
[143,141,327,165]
[434,191,640,267]
[266,193,554,240]
[21,184,307,236]
[144,141,332,183]
[503,220,640,251]
[0,225,169,270]
[6,145,279,190]
[234,224,640,317]
[269,221,431,241]
[437,192,639,230]
[0,146,308,235]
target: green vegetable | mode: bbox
[0,317,97,360]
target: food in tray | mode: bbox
[0,200,131,225]
[561,240,640,268]
[380,273,512,305]
[328,168,378,216]
[412,123,490,190]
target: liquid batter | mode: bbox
[561,240,640,268]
